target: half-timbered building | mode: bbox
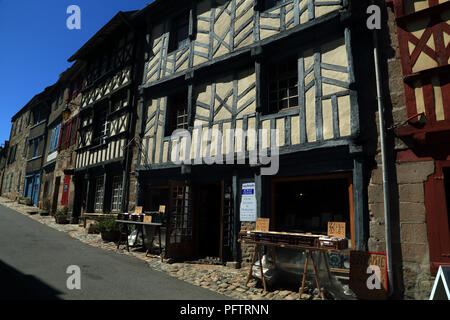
[68,11,144,218]
[368,0,450,299]
[135,0,367,267]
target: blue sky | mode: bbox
[0,0,153,144]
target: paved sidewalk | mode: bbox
[0,197,317,300]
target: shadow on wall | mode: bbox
[0,260,62,300]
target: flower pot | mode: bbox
[101,231,120,242]
[55,215,68,224]
[39,211,50,216]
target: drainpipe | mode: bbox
[372,11,394,296]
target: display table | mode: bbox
[115,220,165,261]
[238,231,349,299]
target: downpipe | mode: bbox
[371,9,394,297]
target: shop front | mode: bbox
[137,165,252,263]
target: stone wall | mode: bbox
[2,110,30,201]
[239,221,256,266]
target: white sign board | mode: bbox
[240,183,257,222]
[430,266,450,300]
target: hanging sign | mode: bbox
[240,183,257,222]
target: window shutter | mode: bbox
[65,119,72,149]
[57,123,64,152]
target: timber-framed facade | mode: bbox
[68,11,145,219]
[134,0,367,267]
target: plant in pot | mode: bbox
[40,198,51,216]
[55,207,69,224]
[97,216,120,242]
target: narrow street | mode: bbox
[0,204,228,300]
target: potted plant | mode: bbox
[97,216,120,242]
[54,207,69,224]
[40,198,51,216]
[19,197,32,206]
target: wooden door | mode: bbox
[51,177,60,215]
[167,182,194,259]
[220,181,233,262]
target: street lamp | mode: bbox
[62,105,71,121]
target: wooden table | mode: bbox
[115,220,165,261]
[239,238,349,299]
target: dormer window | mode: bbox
[169,12,190,52]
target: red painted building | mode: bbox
[390,0,450,273]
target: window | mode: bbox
[48,124,61,154]
[7,145,17,164]
[31,108,41,126]
[23,138,28,157]
[4,174,8,192]
[165,92,188,136]
[17,172,21,192]
[258,0,285,11]
[70,117,79,147]
[9,172,13,193]
[93,108,110,145]
[266,56,298,114]
[110,176,123,213]
[29,137,41,159]
[169,12,190,52]
[94,176,105,213]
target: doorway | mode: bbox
[196,183,222,258]
[52,177,60,216]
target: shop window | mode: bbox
[272,175,353,243]
[94,176,104,213]
[165,91,189,136]
[145,187,169,212]
[110,175,123,213]
[266,56,299,114]
[169,12,190,52]
[170,185,192,244]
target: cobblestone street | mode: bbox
[0,197,316,301]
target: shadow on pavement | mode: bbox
[0,260,62,300]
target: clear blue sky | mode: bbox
[0,0,153,144]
